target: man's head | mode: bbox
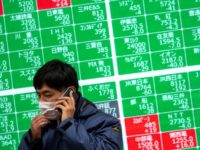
[33,59,79,101]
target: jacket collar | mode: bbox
[74,94,98,118]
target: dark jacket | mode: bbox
[18,96,123,150]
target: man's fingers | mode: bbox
[56,104,65,111]
[56,101,75,112]
[56,99,70,107]
[32,115,47,122]
[38,121,49,127]
[57,95,75,107]
[32,118,48,125]
[33,114,46,121]
[32,115,48,126]
[57,97,70,104]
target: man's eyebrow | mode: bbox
[36,90,51,94]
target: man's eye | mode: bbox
[45,95,52,98]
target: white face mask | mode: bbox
[39,101,62,120]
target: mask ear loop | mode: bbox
[42,107,55,115]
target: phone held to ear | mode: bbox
[39,87,78,121]
[63,87,78,102]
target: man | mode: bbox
[19,59,123,150]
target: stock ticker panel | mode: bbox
[0,0,200,150]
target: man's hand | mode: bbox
[31,115,49,140]
[56,92,76,122]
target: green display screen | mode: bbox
[0,0,200,149]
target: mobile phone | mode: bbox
[63,87,79,102]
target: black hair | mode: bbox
[33,59,79,91]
